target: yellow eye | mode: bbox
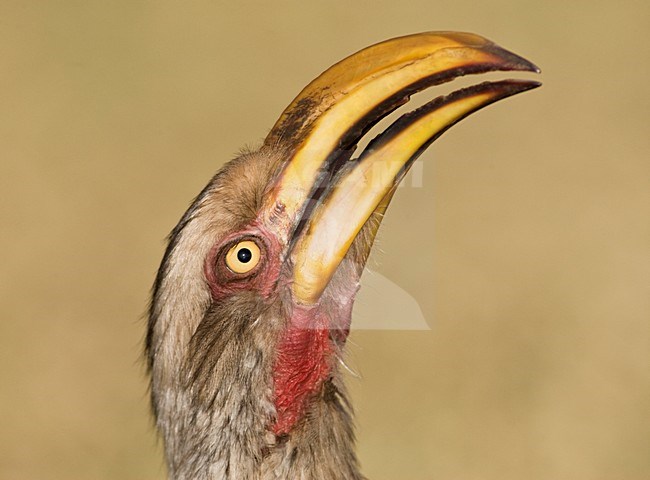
[225,240,261,274]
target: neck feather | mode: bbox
[149,297,363,479]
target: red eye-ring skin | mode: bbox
[204,222,282,301]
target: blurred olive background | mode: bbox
[1,1,648,479]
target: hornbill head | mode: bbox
[147,32,540,479]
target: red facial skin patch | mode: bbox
[271,304,333,436]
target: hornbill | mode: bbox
[146,32,540,479]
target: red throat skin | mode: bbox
[271,304,342,436]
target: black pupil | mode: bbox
[237,247,252,263]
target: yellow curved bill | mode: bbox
[291,80,541,304]
[259,32,539,243]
